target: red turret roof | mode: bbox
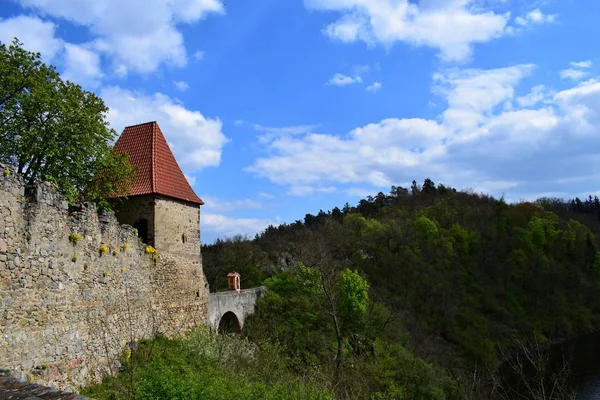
[113,121,204,205]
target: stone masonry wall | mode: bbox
[152,197,209,334]
[113,196,156,246]
[0,167,207,391]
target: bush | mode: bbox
[82,328,332,400]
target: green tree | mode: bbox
[0,38,134,207]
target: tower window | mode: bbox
[134,219,149,244]
[182,233,187,243]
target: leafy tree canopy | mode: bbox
[0,38,134,208]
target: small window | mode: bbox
[182,233,187,243]
[134,219,149,244]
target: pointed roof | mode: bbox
[113,121,204,205]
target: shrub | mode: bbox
[99,244,108,256]
[82,328,333,400]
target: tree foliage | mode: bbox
[0,38,135,207]
[205,178,600,398]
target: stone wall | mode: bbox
[113,196,156,246]
[0,167,207,391]
[208,287,266,331]
[153,196,209,333]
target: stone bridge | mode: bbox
[208,286,266,333]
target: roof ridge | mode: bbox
[125,121,157,129]
[151,122,157,193]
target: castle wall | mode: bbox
[0,167,207,391]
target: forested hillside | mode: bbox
[203,179,600,399]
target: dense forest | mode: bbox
[201,179,600,399]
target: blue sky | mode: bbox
[1,0,599,243]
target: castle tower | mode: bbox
[112,121,209,333]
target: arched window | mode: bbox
[134,218,149,244]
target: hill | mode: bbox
[202,179,600,399]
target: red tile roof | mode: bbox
[112,121,204,205]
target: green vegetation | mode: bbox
[68,232,83,244]
[244,265,457,399]
[203,179,600,398]
[0,38,135,210]
[82,328,333,400]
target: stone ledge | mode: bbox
[0,375,88,400]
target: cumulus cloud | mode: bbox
[247,66,600,200]
[516,85,551,107]
[327,73,362,86]
[63,43,103,87]
[366,81,382,92]
[101,86,229,172]
[15,0,224,75]
[305,0,511,62]
[202,213,274,240]
[0,15,63,59]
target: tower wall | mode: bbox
[152,196,209,333]
[113,195,156,246]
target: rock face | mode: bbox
[0,166,209,391]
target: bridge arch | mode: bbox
[209,286,266,333]
[218,311,241,333]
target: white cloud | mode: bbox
[352,64,371,75]
[102,86,229,171]
[202,213,274,239]
[62,43,103,87]
[174,80,190,91]
[560,68,589,81]
[287,186,337,196]
[237,120,319,143]
[305,0,511,62]
[16,0,224,75]
[570,61,593,69]
[0,15,106,88]
[366,81,382,92]
[516,85,551,107]
[327,73,362,86]
[258,192,275,199]
[184,174,196,186]
[345,187,375,197]
[0,15,63,59]
[434,64,534,131]
[247,65,600,200]
[201,196,264,212]
[515,9,557,26]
